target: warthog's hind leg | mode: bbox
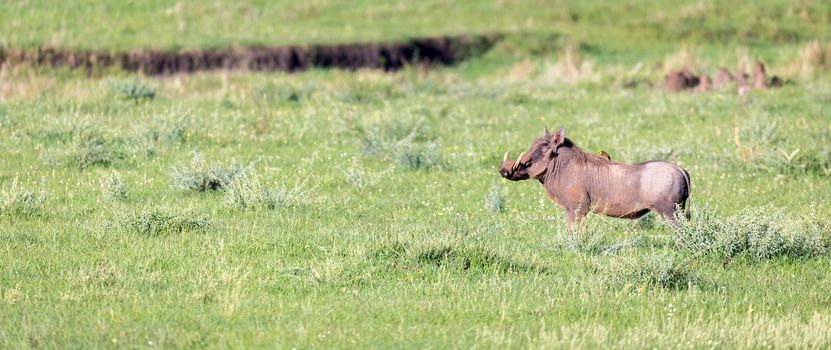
[651,203,681,227]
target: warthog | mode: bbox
[500,128,690,228]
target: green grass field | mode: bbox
[2,1,831,349]
[3,1,830,54]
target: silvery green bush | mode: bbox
[100,171,128,201]
[224,173,310,211]
[115,207,209,236]
[0,178,46,217]
[484,182,506,214]
[675,205,829,262]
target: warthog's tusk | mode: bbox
[513,152,525,171]
[503,151,509,162]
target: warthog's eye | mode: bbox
[524,160,532,167]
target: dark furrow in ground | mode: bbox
[0,35,500,75]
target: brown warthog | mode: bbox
[500,128,690,228]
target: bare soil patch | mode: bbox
[0,35,499,75]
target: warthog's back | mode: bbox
[588,161,688,219]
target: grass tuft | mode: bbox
[99,171,128,201]
[0,178,46,217]
[357,117,441,170]
[556,226,611,254]
[223,172,311,211]
[110,79,156,101]
[413,243,548,274]
[40,126,159,169]
[169,151,251,192]
[114,207,210,236]
[255,82,314,104]
[344,159,368,189]
[608,253,704,291]
[483,182,506,213]
[369,241,550,275]
[71,130,127,169]
[394,140,441,170]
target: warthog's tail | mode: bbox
[680,168,691,220]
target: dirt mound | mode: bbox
[663,69,700,92]
[664,61,784,93]
[0,35,499,75]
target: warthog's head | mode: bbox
[500,128,565,181]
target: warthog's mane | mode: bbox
[556,138,611,165]
[545,137,614,180]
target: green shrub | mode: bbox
[170,151,251,192]
[737,208,787,260]
[1,178,46,217]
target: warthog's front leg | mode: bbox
[565,206,590,230]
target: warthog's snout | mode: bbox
[499,151,528,181]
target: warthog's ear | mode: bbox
[550,128,565,148]
[544,127,551,137]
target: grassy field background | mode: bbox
[2,1,831,348]
[3,0,830,53]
